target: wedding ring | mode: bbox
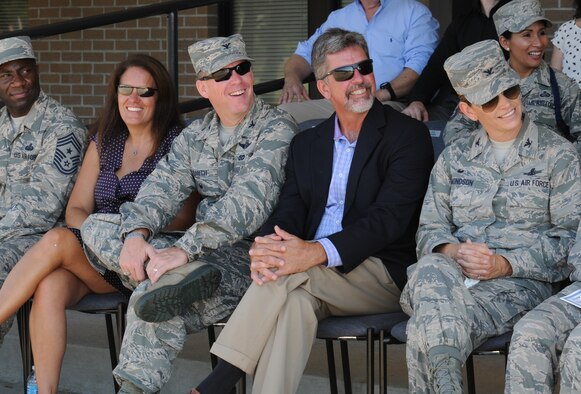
[123,271,129,275]
[153,268,159,273]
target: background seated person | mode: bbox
[442,0,581,152]
[400,39,581,393]
[550,0,581,87]
[402,0,512,122]
[279,0,439,123]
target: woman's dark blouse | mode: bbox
[92,126,181,214]
[70,126,181,296]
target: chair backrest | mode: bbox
[298,118,326,132]
[425,120,447,161]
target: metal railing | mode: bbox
[0,0,238,113]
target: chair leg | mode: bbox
[17,300,33,394]
[105,313,120,392]
[236,374,246,394]
[207,325,219,369]
[466,354,476,394]
[379,329,387,394]
[340,340,352,394]
[366,328,374,394]
[324,339,338,394]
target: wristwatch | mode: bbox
[380,81,397,101]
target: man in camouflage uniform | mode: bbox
[505,220,581,394]
[0,36,86,345]
[400,39,581,393]
[81,34,297,393]
[442,0,581,153]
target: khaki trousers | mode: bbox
[211,256,402,394]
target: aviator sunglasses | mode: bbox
[200,60,252,82]
[321,59,374,82]
[479,85,521,112]
[117,85,158,97]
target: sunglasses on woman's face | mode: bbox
[200,60,252,82]
[117,85,158,97]
[480,85,521,112]
[321,59,374,82]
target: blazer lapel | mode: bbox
[311,117,335,223]
[344,101,384,211]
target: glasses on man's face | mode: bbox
[200,60,252,82]
[480,85,521,112]
[117,85,158,97]
[321,59,374,82]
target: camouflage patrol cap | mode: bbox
[0,36,36,66]
[188,34,253,75]
[444,40,520,105]
[493,0,552,36]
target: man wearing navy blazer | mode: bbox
[191,28,433,394]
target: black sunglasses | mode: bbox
[480,85,521,112]
[117,85,158,97]
[321,59,374,82]
[200,60,252,82]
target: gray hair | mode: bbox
[311,28,370,80]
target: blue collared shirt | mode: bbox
[314,116,357,267]
[295,0,439,89]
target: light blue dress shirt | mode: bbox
[314,116,357,267]
[295,0,439,89]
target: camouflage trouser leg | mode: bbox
[560,321,581,394]
[81,213,181,290]
[113,240,252,393]
[505,282,581,394]
[0,234,43,345]
[400,254,551,394]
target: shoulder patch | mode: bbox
[54,133,82,175]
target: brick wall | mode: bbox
[543,0,577,31]
[28,0,218,123]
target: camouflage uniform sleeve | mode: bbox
[173,117,297,259]
[416,151,459,258]
[442,108,479,146]
[499,144,581,281]
[120,115,297,260]
[565,221,581,283]
[119,129,195,238]
[558,74,581,154]
[0,122,87,240]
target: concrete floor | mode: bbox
[0,310,507,393]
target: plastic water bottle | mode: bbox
[26,366,38,394]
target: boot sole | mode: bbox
[135,265,222,323]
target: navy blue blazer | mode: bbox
[259,100,433,290]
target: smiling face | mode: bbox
[500,21,549,77]
[316,45,375,116]
[195,59,255,127]
[460,91,523,141]
[117,66,157,131]
[0,58,40,118]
